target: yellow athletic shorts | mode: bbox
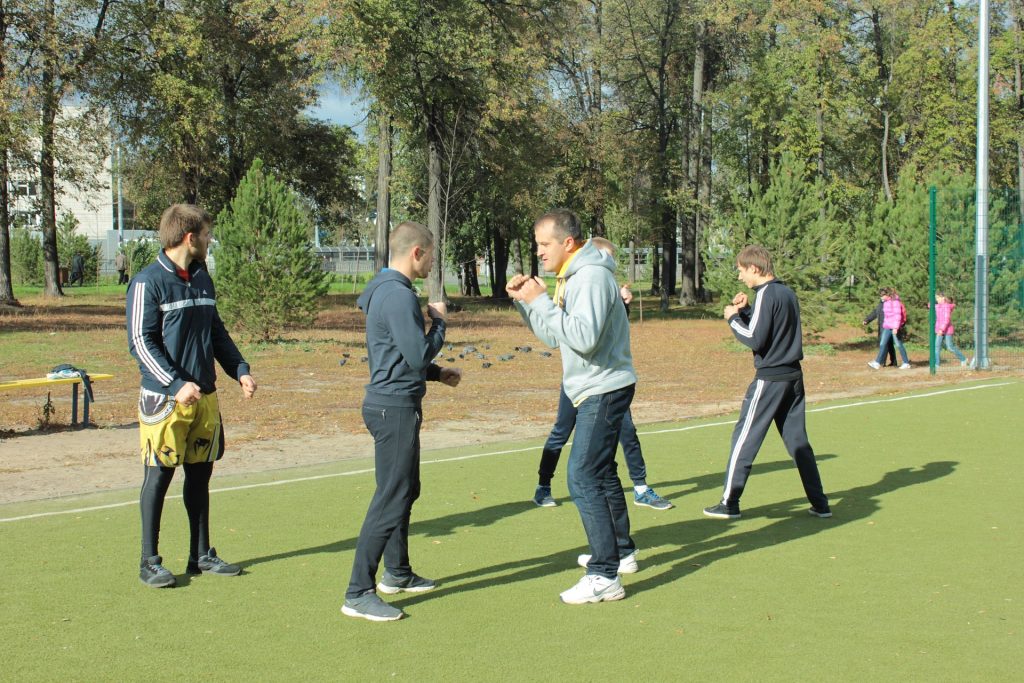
[138,389,223,467]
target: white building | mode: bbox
[7,106,121,267]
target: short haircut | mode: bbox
[159,204,211,249]
[589,236,616,257]
[536,208,583,243]
[389,221,433,258]
[736,245,774,276]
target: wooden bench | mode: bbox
[0,373,114,429]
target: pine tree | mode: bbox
[702,152,843,334]
[214,159,330,341]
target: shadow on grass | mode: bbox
[391,459,956,607]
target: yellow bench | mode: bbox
[0,373,114,428]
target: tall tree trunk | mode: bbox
[374,113,392,272]
[871,8,893,202]
[491,224,509,299]
[425,119,446,303]
[679,21,706,305]
[1014,0,1024,226]
[0,0,18,307]
[697,101,713,301]
[40,0,62,297]
[651,244,660,295]
[591,0,605,237]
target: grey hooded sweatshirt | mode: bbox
[514,240,636,405]
[357,269,445,406]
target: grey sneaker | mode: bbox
[341,593,404,622]
[808,506,833,518]
[634,488,673,510]
[376,571,437,594]
[533,485,557,507]
[139,555,176,588]
[703,503,741,519]
[186,547,241,576]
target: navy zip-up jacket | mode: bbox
[127,251,249,396]
[727,279,803,380]
[357,269,445,406]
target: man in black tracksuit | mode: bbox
[342,221,462,623]
[703,245,831,520]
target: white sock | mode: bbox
[634,485,649,494]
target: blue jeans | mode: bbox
[934,334,966,364]
[567,384,636,579]
[538,386,647,487]
[875,328,909,365]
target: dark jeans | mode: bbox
[568,384,637,579]
[874,328,909,365]
[346,401,421,598]
[538,386,647,487]
[877,328,897,366]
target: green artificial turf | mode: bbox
[1,379,1021,681]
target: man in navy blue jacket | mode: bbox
[342,221,461,622]
[703,245,830,521]
[127,204,256,588]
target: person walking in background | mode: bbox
[703,245,831,521]
[508,209,638,605]
[342,221,462,623]
[127,204,257,589]
[868,287,911,370]
[862,293,897,367]
[532,237,671,511]
[68,252,85,286]
[115,249,128,285]
[933,291,968,367]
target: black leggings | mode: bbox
[139,461,214,559]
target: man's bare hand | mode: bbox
[731,292,749,308]
[723,304,740,320]
[620,284,634,305]
[505,274,529,296]
[511,276,548,304]
[239,374,257,399]
[174,381,202,407]
[439,367,462,387]
[427,301,447,320]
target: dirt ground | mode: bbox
[1,292,1012,505]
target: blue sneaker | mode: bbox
[533,485,557,507]
[634,488,673,510]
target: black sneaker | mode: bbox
[808,506,833,518]
[186,547,241,576]
[376,571,437,594]
[139,555,176,588]
[341,593,404,622]
[702,503,741,519]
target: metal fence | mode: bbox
[929,187,1023,373]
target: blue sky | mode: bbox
[306,81,368,137]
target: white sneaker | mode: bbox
[899,363,911,370]
[559,574,626,605]
[867,361,881,370]
[577,550,638,574]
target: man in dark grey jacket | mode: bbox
[342,221,461,622]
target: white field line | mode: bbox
[1,380,1014,524]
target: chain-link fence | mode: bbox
[929,187,1023,373]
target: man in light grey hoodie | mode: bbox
[507,208,638,605]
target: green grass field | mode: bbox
[2,379,1021,681]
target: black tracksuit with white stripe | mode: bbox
[720,279,828,511]
[127,251,249,397]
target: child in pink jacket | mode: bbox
[868,288,911,369]
[934,292,967,366]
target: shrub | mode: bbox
[214,158,330,340]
